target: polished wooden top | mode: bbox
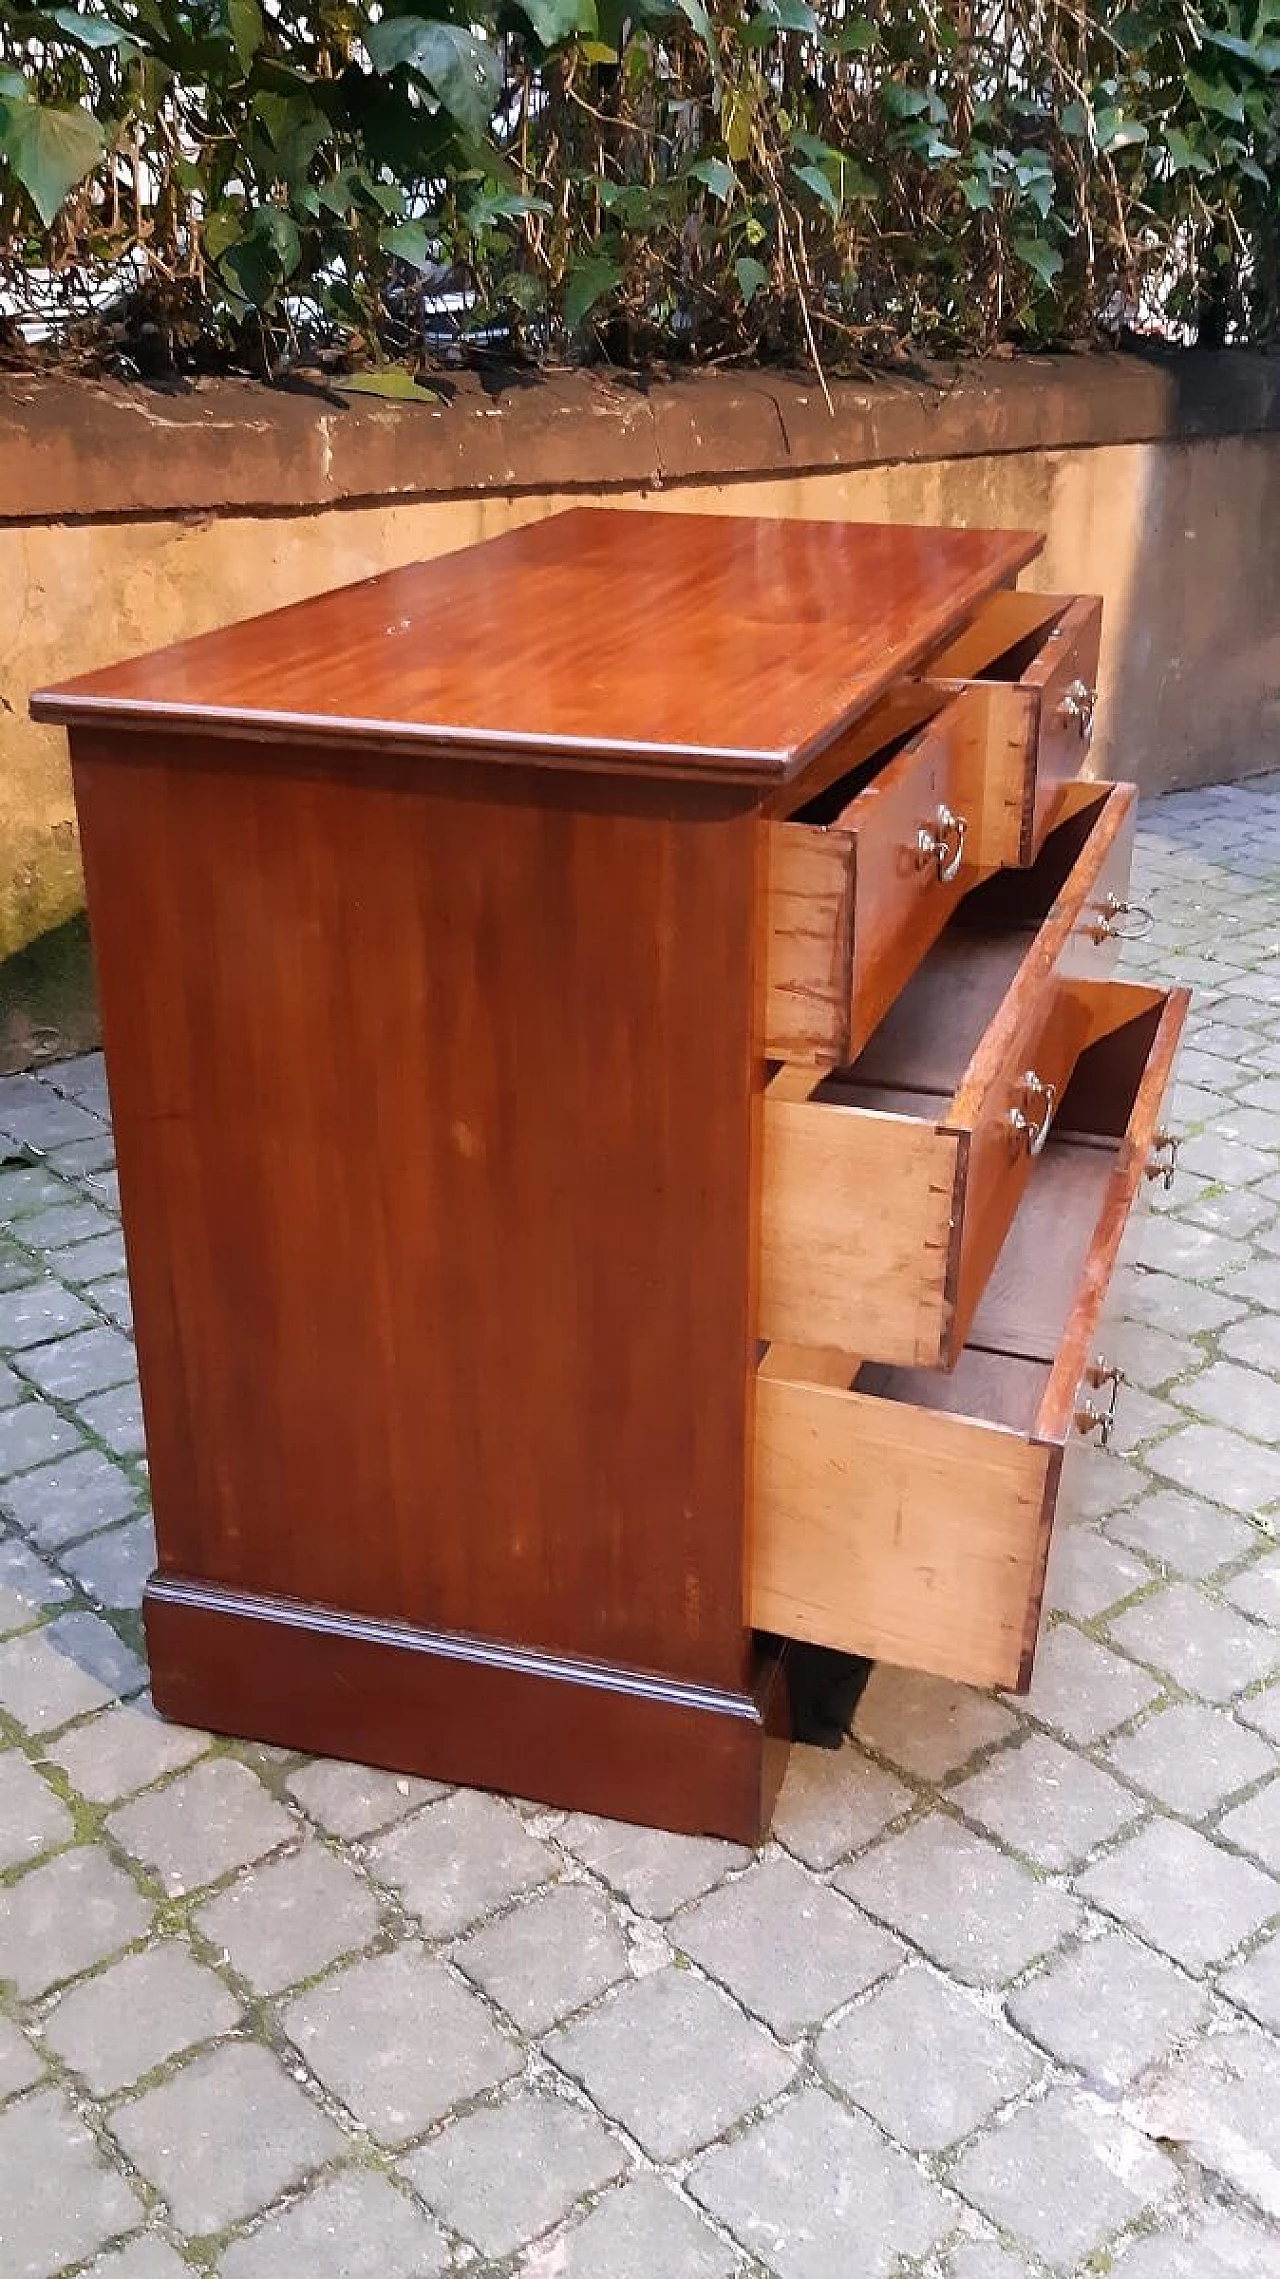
[33,507,1041,784]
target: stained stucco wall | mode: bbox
[3,358,1279,959]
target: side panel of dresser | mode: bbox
[72,728,785,1839]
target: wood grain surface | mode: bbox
[34,509,1041,785]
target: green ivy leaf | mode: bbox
[826,18,877,50]
[563,251,621,329]
[1164,125,1215,175]
[47,8,135,49]
[1099,116,1148,153]
[758,0,818,30]
[380,219,435,267]
[224,0,263,71]
[1012,233,1063,288]
[735,252,769,302]
[881,84,930,119]
[365,18,502,141]
[1186,70,1246,122]
[675,0,722,90]
[793,160,840,215]
[1202,26,1280,70]
[0,98,104,225]
[514,0,598,41]
[690,154,735,200]
[960,174,994,209]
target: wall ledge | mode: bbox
[3,348,1279,525]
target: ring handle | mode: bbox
[1007,1069,1057,1158]
[916,804,967,885]
[1145,1128,1180,1191]
[1086,894,1154,945]
[1075,1356,1125,1447]
[1060,679,1096,743]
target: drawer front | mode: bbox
[750,983,1189,1691]
[1024,595,1104,855]
[923,593,1104,868]
[762,690,985,1064]
[759,784,1140,1370]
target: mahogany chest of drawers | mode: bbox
[33,509,1186,1842]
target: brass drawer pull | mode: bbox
[1146,1128,1180,1190]
[1007,1069,1057,1158]
[1060,679,1096,742]
[1075,1356,1125,1448]
[916,804,967,885]
[1086,893,1153,945]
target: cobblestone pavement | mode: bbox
[2,777,1280,2279]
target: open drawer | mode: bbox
[760,780,1141,1370]
[750,980,1189,1692]
[921,591,1104,867]
[762,684,991,1064]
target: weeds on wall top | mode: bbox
[0,0,1277,379]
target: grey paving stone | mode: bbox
[1008,1930,1209,2088]
[58,1231,129,1285]
[0,2084,143,2279]
[220,2169,449,2279]
[1106,1487,1259,1576]
[107,1756,296,1894]
[453,1879,628,2034]
[943,2245,1028,2279]
[43,1938,242,2094]
[1125,2024,1280,2222]
[1179,1132,1276,1185]
[15,1202,114,1251]
[1132,1217,1252,1281]
[0,1749,73,1868]
[545,2174,737,2279]
[0,1278,96,1353]
[286,1756,445,1838]
[690,2083,950,2279]
[852,1664,1019,1781]
[58,1516,156,1607]
[1239,1684,1280,1745]
[771,1744,913,1870]
[1220,1928,1280,2032]
[0,1399,82,1478]
[0,1078,105,1150]
[1221,1311,1280,1372]
[837,1816,1079,1986]
[1220,1779,1280,1873]
[109,2039,344,2235]
[46,1696,208,1802]
[1224,1551,1280,1625]
[547,1964,796,2160]
[1078,1818,1279,1971]
[1178,1356,1280,1443]
[88,1275,133,1331]
[1064,1441,1144,1523]
[672,1854,900,2037]
[197,1840,380,1994]
[0,1165,71,1222]
[77,1381,147,1457]
[0,1532,70,1625]
[555,1811,749,1919]
[1122,1270,1245,1336]
[283,1945,520,2144]
[39,1054,108,1112]
[818,1964,1039,2150]
[953,2085,1176,2269]
[367,1789,556,1936]
[0,1615,137,1732]
[1148,1425,1280,1516]
[0,1357,22,1404]
[75,2236,188,2279]
[1187,1187,1279,1238]
[1107,1700,1276,1816]
[1043,1524,1151,1619]
[403,2088,626,2258]
[0,1446,138,1547]
[0,1844,151,1996]
[1015,1621,1164,1742]
[952,1732,1141,1870]
[1107,1581,1279,1701]
[15,1325,136,1402]
[0,2013,42,2099]
[1112,2208,1280,2279]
